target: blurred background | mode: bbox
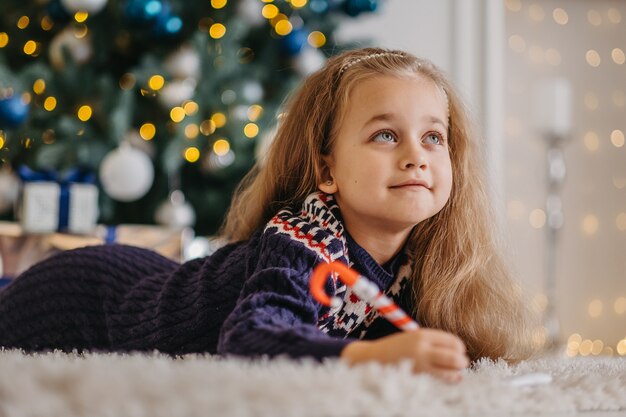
[0,0,624,357]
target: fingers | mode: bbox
[422,328,466,353]
[428,347,470,370]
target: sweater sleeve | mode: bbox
[216,232,353,360]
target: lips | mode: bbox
[389,179,430,189]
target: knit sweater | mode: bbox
[0,192,412,360]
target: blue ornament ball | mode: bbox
[125,0,163,25]
[309,0,329,14]
[0,96,30,130]
[152,3,183,37]
[343,0,378,17]
[280,28,308,57]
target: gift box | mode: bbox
[17,166,99,235]
[0,222,193,278]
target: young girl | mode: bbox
[0,47,535,382]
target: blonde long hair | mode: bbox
[221,47,536,362]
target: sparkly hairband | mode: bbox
[338,52,407,75]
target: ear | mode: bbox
[318,155,338,194]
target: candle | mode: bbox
[533,77,572,137]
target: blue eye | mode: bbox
[372,131,397,143]
[423,133,442,145]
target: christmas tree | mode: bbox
[0,0,378,235]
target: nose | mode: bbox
[399,141,428,170]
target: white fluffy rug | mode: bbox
[0,350,625,417]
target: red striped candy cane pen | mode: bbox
[310,261,419,331]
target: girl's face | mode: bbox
[319,74,452,238]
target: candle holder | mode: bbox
[543,134,567,349]
[532,77,572,350]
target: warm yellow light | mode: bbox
[613,90,625,107]
[0,32,8,48]
[582,214,599,235]
[148,75,165,91]
[588,299,603,317]
[567,333,582,351]
[553,8,568,25]
[247,105,263,121]
[579,339,593,356]
[44,96,57,111]
[17,16,30,29]
[528,4,545,21]
[506,200,525,221]
[587,10,602,26]
[184,124,199,139]
[211,0,227,8]
[0,135,4,149]
[583,131,600,151]
[291,0,307,8]
[586,50,601,67]
[77,105,92,121]
[41,16,54,31]
[42,129,55,144]
[74,11,88,23]
[505,0,521,12]
[529,209,546,229]
[274,19,292,36]
[591,340,604,355]
[213,139,230,156]
[211,112,227,128]
[262,4,279,19]
[23,40,37,55]
[200,119,217,135]
[119,73,136,90]
[608,8,622,24]
[139,123,156,140]
[614,296,626,314]
[209,23,226,39]
[244,123,259,138]
[170,107,185,123]
[74,24,88,39]
[584,92,599,110]
[307,31,326,48]
[184,147,200,163]
[611,130,624,147]
[613,177,626,190]
[617,340,626,356]
[611,48,625,65]
[616,213,626,232]
[545,48,561,66]
[183,101,199,115]
[33,79,46,95]
[21,92,31,105]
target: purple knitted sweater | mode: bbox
[0,193,411,359]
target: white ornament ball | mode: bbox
[49,27,93,69]
[237,0,265,26]
[294,47,327,76]
[0,169,20,214]
[241,81,264,103]
[203,150,235,172]
[99,145,154,202]
[158,79,196,108]
[231,105,249,121]
[61,0,108,13]
[155,190,196,228]
[164,45,200,80]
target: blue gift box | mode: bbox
[17,166,99,234]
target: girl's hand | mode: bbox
[340,329,470,382]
